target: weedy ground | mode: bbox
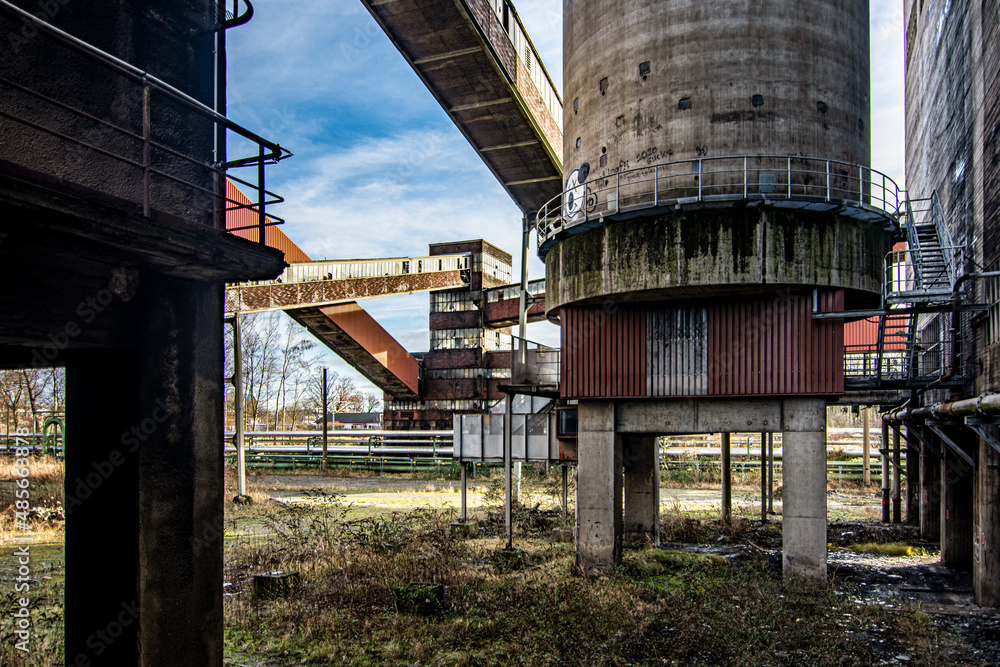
[0,460,991,666]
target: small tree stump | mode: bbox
[493,548,525,572]
[394,582,444,615]
[252,571,300,600]
[449,521,478,538]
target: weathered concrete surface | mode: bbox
[781,398,828,585]
[563,0,869,182]
[623,435,659,543]
[940,431,975,572]
[545,208,887,315]
[616,398,782,434]
[974,437,1000,606]
[920,428,942,541]
[575,402,622,573]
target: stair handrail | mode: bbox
[929,191,960,288]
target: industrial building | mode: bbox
[0,0,286,662]
[1,0,998,663]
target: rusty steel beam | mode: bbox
[225,269,468,314]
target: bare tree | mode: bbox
[363,393,383,413]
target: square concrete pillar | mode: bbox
[974,436,1000,607]
[64,277,225,665]
[623,435,659,544]
[575,401,622,573]
[781,398,827,586]
[920,428,941,541]
[940,431,975,571]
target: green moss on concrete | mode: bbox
[544,208,890,314]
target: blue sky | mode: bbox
[227,0,904,395]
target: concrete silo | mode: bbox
[540,0,898,582]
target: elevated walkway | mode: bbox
[224,254,470,314]
[482,278,546,327]
[361,0,563,213]
[226,184,425,398]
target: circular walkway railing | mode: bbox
[535,155,903,257]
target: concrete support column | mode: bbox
[575,401,622,573]
[136,278,225,665]
[720,432,732,526]
[906,437,920,525]
[781,398,827,586]
[974,433,1000,606]
[623,435,659,544]
[64,277,225,666]
[940,430,975,571]
[920,427,941,541]
[892,427,902,523]
[65,352,141,666]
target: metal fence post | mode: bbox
[826,160,831,201]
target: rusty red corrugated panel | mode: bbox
[707,290,844,396]
[561,305,645,398]
[226,180,311,262]
[320,303,420,395]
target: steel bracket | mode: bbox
[893,423,941,459]
[926,420,976,469]
[964,417,1000,456]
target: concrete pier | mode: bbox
[974,435,1000,605]
[780,399,828,585]
[575,398,830,587]
[920,427,942,541]
[623,435,659,543]
[940,432,975,571]
[575,402,622,573]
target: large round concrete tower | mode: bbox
[546,1,898,582]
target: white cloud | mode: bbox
[870,0,906,189]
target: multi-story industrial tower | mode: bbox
[539,0,897,582]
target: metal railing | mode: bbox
[485,278,546,304]
[901,192,962,290]
[884,247,964,300]
[272,253,472,284]
[535,155,902,246]
[0,0,290,243]
[511,336,560,386]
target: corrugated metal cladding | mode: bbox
[707,290,845,396]
[561,306,645,398]
[563,292,846,399]
[226,180,311,262]
[647,305,708,396]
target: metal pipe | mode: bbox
[863,406,871,486]
[760,431,767,522]
[321,368,328,472]
[721,432,731,526]
[881,420,890,523]
[233,314,246,498]
[767,432,774,514]
[886,392,1000,422]
[561,464,568,520]
[517,214,530,366]
[504,393,513,549]
[460,462,467,522]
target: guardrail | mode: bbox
[0,0,291,243]
[274,253,471,284]
[535,155,902,249]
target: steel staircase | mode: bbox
[848,190,965,389]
